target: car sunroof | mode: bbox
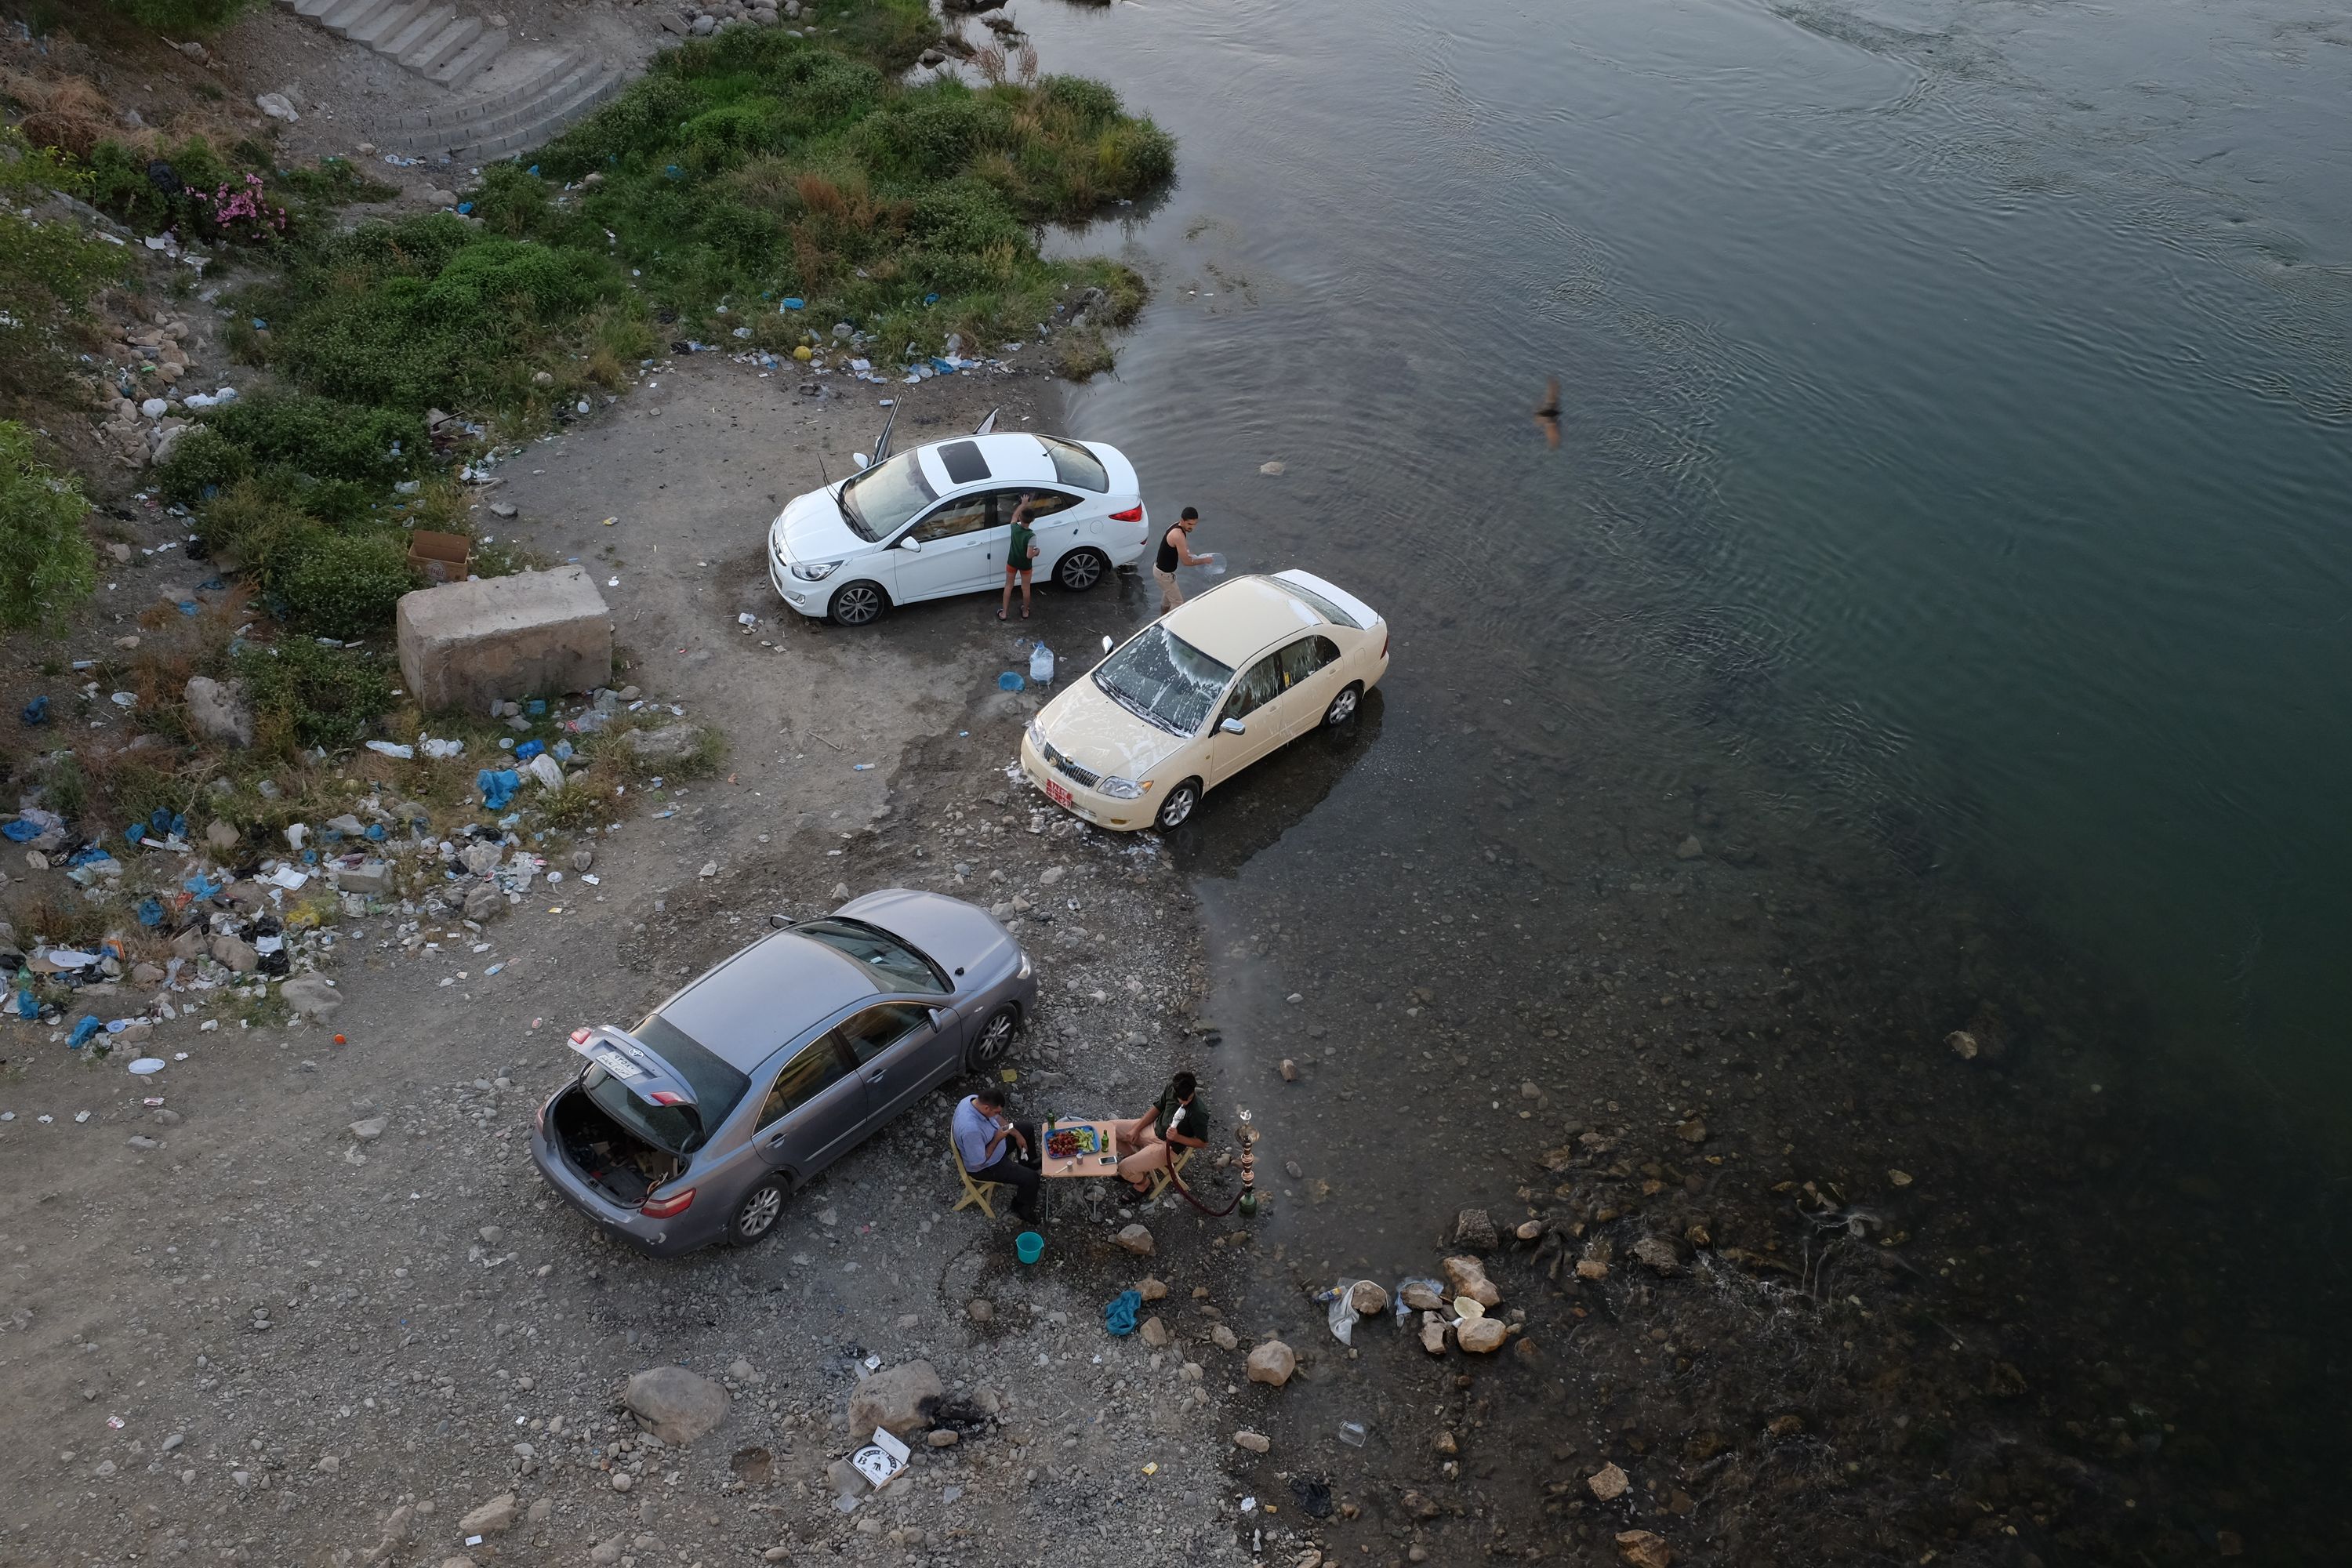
[937,441,991,484]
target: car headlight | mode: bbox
[789,559,841,583]
[1025,721,1047,752]
[1098,775,1145,800]
[1016,953,1033,980]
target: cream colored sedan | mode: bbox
[1019,568,1390,831]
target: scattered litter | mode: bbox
[1028,644,1055,686]
[1336,1420,1367,1447]
[420,736,466,760]
[128,1058,166,1076]
[852,762,875,771]
[997,672,1025,692]
[68,1016,104,1049]
[477,769,521,810]
[1102,1289,1142,1337]
[848,1427,909,1490]
[1259,460,1287,476]
[365,740,416,759]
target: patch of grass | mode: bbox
[5,885,109,949]
[235,637,396,755]
[0,131,130,405]
[0,419,99,633]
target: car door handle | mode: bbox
[864,1071,886,1085]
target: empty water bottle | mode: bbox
[1337,1421,1367,1447]
[1029,643,1055,685]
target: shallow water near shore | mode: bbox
[1012,0,2351,1556]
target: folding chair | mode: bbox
[952,1136,1011,1219]
[1145,1144,1193,1202]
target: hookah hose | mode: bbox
[1164,1142,1252,1218]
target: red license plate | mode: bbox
[1044,779,1073,808]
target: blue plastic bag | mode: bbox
[4,818,41,843]
[183,869,223,901]
[67,1015,103,1049]
[136,897,165,927]
[19,695,49,727]
[477,768,521,810]
[15,989,34,1022]
[1102,1289,1142,1337]
[514,739,546,763]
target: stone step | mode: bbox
[404,14,479,72]
[345,0,428,45]
[379,2,456,60]
[317,0,393,34]
[426,24,506,91]
[289,0,343,18]
[455,64,625,162]
[388,46,582,132]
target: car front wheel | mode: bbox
[729,1178,789,1245]
[969,1003,1018,1069]
[1054,548,1108,592]
[1323,682,1363,728]
[1155,779,1202,831]
[829,582,887,626]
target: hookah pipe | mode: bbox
[1165,1137,1258,1219]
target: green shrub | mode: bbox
[85,136,236,233]
[1038,75,1125,126]
[0,420,97,633]
[278,530,415,640]
[236,638,394,753]
[190,477,321,590]
[154,425,252,504]
[0,132,130,402]
[204,394,423,484]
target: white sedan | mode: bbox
[1019,569,1390,831]
[768,424,1148,626]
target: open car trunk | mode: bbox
[550,1085,681,1208]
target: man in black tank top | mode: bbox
[1154,506,1207,613]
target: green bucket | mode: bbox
[1015,1230,1044,1265]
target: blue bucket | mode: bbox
[1015,1231,1044,1265]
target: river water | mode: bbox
[1016,0,2350,1556]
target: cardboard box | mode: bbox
[406,529,472,584]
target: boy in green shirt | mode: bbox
[998,493,1043,621]
[1113,1071,1210,1195]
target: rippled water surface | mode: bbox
[1026,0,2352,1117]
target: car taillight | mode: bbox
[641,1187,696,1218]
[1381,628,1390,659]
[534,1099,547,1134]
[1109,505,1143,522]
[569,1029,590,1044]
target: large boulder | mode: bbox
[621,1366,730,1445]
[183,676,253,747]
[1245,1340,1297,1387]
[624,722,701,761]
[847,1359,942,1437]
[278,973,343,1018]
[1457,1316,1508,1353]
[396,565,612,714]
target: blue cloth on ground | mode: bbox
[477,768,520,810]
[1103,1290,1142,1337]
[67,1015,103,1049]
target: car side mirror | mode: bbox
[1102,635,1114,654]
[852,452,870,470]
[898,536,923,553]
[931,1007,953,1030]
[1220,717,1247,735]
[768,913,790,929]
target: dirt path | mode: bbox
[0,356,1281,1568]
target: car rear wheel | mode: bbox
[1155,779,1202,831]
[1054,548,1108,592]
[729,1178,789,1245]
[969,1003,1018,1069]
[828,582,887,626]
[1323,682,1363,728]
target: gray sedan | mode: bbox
[528,889,1036,1256]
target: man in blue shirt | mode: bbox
[953,1084,1039,1222]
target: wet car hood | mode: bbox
[1035,676,1193,782]
[777,485,867,564]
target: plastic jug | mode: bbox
[1029,644,1056,686]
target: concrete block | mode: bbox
[397,566,612,714]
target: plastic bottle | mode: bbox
[1029,643,1055,685]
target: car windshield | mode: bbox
[1094,625,1235,735]
[582,1014,751,1156]
[837,451,935,542]
[795,918,946,994]
[1036,434,1109,492]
